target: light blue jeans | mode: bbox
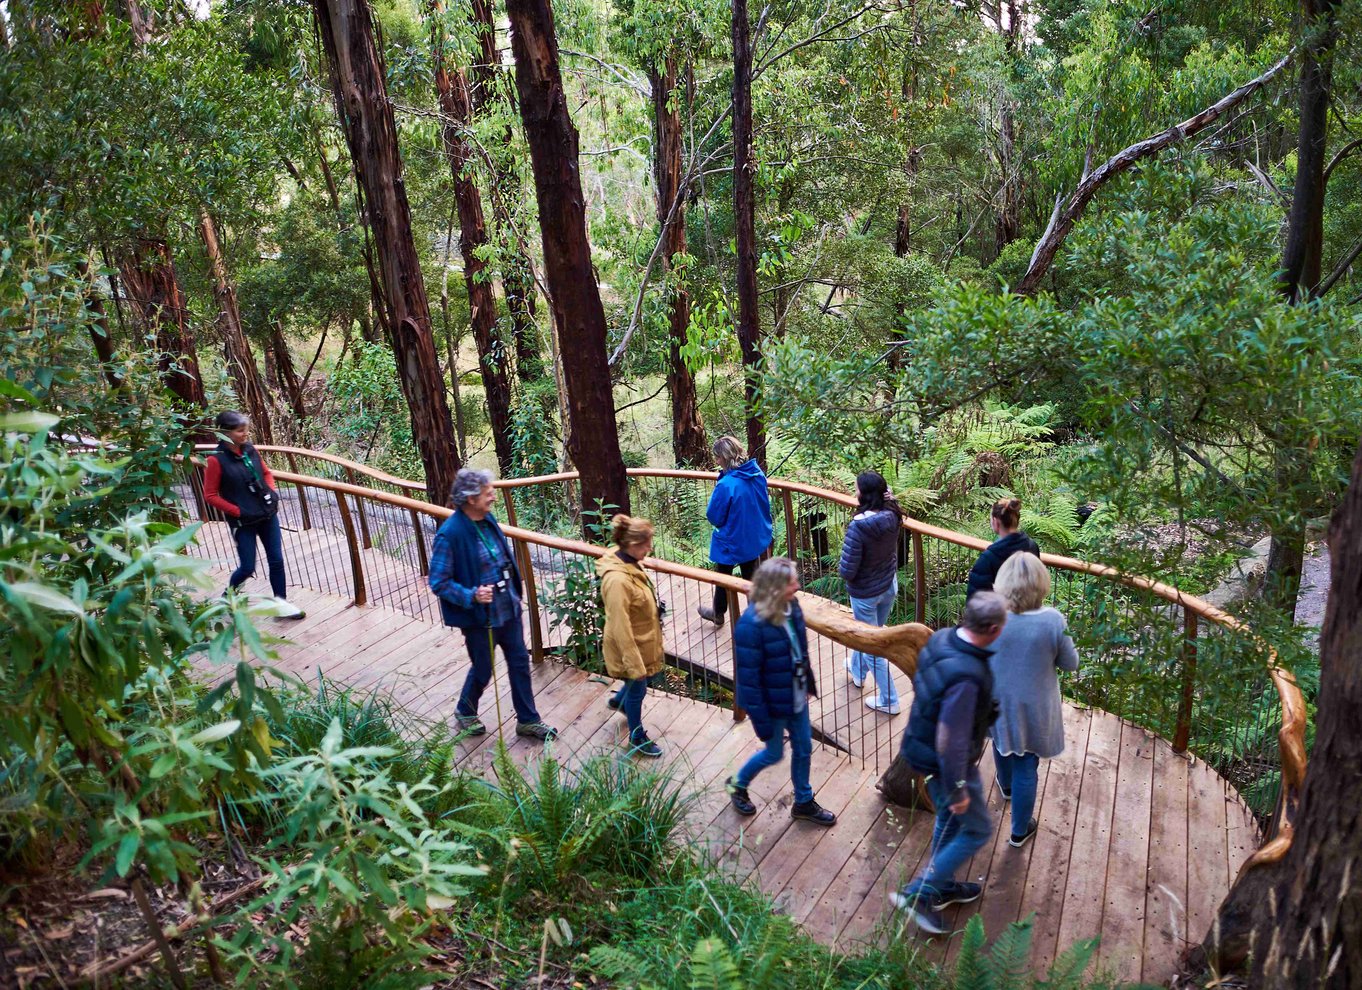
[848,581,899,707]
[735,707,814,805]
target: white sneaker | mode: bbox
[844,657,864,689]
[865,697,900,715]
[272,597,307,620]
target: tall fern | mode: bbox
[689,938,746,990]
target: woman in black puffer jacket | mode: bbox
[966,498,1040,600]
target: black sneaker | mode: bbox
[1009,819,1038,848]
[998,786,1012,802]
[791,800,836,826]
[606,694,623,712]
[889,887,946,935]
[937,880,983,906]
[515,721,559,742]
[629,732,662,758]
[726,776,756,816]
[454,714,487,737]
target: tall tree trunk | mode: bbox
[78,259,121,390]
[430,3,515,473]
[1265,0,1339,618]
[199,211,274,444]
[505,0,629,518]
[119,238,207,412]
[992,0,1022,258]
[313,0,462,504]
[270,324,308,420]
[650,58,710,469]
[731,0,765,467]
[469,0,545,385]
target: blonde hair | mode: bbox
[995,552,1050,612]
[713,436,746,471]
[610,514,654,550]
[750,557,796,623]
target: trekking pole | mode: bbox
[488,622,506,745]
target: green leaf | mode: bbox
[115,832,140,877]
[6,581,83,615]
[190,719,241,745]
[0,411,59,433]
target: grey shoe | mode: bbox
[454,714,487,737]
[516,721,559,742]
[697,605,724,627]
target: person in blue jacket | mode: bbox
[698,436,773,626]
[838,470,904,715]
[428,468,558,742]
[725,558,836,826]
[966,498,1040,600]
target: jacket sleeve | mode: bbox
[203,456,240,518]
[838,518,864,582]
[965,548,993,599]
[601,573,646,680]
[706,479,731,529]
[935,680,979,800]
[428,530,476,608]
[733,618,773,740]
[1054,612,1080,672]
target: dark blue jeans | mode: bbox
[458,616,540,725]
[735,706,814,805]
[993,746,1040,837]
[910,768,992,891]
[612,677,648,740]
[229,515,286,598]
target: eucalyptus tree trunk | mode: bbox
[269,325,308,421]
[992,0,1022,259]
[505,0,629,518]
[1265,0,1339,619]
[78,259,121,390]
[469,0,545,384]
[199,211,274,443]
[313,0,462,504]
[430,2,514,473]
[119,239,207,412]
[731,0,766,467]
[649,58,710,469]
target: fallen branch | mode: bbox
[79,876,269,984]
[1015,51,1294,295]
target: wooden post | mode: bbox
[502,488,546,663]
[726,586,746,722]
[1174,608,1198,753]
[409,507,430,575]
[781,487,797,560]
[335,490,367,607]
[912,531,927,625]
[344,466,373,549]
[286,451,312,530]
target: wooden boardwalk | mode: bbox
[232,582,1261,985]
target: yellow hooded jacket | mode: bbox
[596,552,665,681]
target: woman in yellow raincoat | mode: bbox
[596,515,664,757]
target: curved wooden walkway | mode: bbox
[233,582,1261,984]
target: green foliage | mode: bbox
[325,340,423,479]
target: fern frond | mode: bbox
[689,937,745,990]
[985,918,1034,990]
[951,915,990,990]
[1038,935,1099,989]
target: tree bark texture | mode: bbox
[119,238,207,411]
[731,0,766,467]
[470,0,545,384]
[1240,435,1362,987]
[505,0,629,517]
[269,325,308,420]
[430,6,515,473]
[650,59,710,469]
[1015,52,1293,296]
[313,0,462,505]
[199,212,274,444]
[78,259,121,390]
[992,0,1022,258]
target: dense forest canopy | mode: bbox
[2,0,1362,983]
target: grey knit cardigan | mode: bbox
[988,606,1080,758]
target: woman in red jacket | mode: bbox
[203,410,302,617]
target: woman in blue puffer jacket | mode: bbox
[838,470,904,715]
[698,436,773,626]
[725,558,836,826]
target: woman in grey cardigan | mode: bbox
[837,471,903,714]
[989,552,1079,847]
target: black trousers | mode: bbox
[711,558,759,615]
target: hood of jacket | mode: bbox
[596,552,649,584]
[724,458,765,484]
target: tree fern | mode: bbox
[951,915,991,990]
[689,937,746,990]
[985,919,1035,990]
[1038,935,1100,990]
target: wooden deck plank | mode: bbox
[1096,720,1157,980]
[1185,758,1230,949]
[973,755,1054,941]
[1141,741,1190,984]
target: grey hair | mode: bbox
[215,410,248,431]
[451,467,496,507]
[960,590,1008,634]
[750,557,797,623]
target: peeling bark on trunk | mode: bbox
[313,0,461,505]
[731,0,766,468]
[199,211,274,444]
[650,58,709,469]
[120,238,207,412]
[431,4,514,473]
[505,0,628,519]
[470,0,545,385]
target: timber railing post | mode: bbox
[726,586,746,722]
[1173,607,1198,753]
[344,466,373,549]
[912,531,927,625]
[285,452,312,530]
[501,488,545,663]
[782,487,797,560]
[334,489,367,607]
[409,507,430,576]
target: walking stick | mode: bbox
[488,621,506,745]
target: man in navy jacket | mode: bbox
[891,591,1008,934]
[429,468,557,741]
